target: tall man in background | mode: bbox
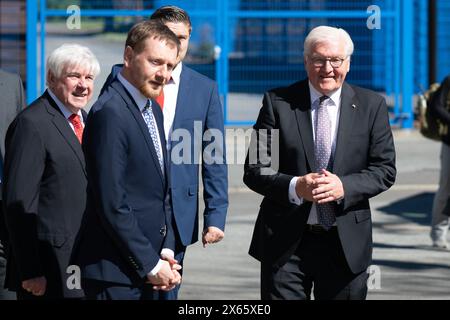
[0,69,26,300]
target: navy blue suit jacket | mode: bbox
[74,79,175,286]
[101,65,228,247]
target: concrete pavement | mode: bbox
[179,129,450,300]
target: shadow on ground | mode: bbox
[377,192,434,225]
[373,259,450,270]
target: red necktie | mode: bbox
[156,89,164,110]
[68,114,83,144]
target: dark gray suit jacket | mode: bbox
[0,69,25,198]
[0,70,25,251]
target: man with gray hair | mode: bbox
[244,26,396,300]
[2,43,100,299]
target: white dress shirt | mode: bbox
[288,81,342,225]
[161,62,182,150]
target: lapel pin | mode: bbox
[352,104,357,109]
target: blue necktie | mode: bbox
[142,100,164,174]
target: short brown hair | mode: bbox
[150,5,192,32]
[125,20,180,54]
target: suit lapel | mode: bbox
[332,82,357,175]
[111,81,165,185]
[43,91,86,176]
[293,80,316,172]
[152,99,170,183]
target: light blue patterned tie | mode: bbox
[142,100,164,174]
[315,96,336,229]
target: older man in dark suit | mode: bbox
[244,26,396,300]
[0,69,25,300]
[2,44,99,299]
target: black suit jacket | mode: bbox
[0,70,25,245]
[244,79,396,274]
[2,91,86,297]
[73,79,175,287]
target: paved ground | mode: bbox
[179,130,450,300]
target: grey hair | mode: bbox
[46,43,100,83]
[303,26,354,58]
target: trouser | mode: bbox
[261,226,368,300]
[430,143,450,243]
[82,279,160,300]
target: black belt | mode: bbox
[306,224,337,234]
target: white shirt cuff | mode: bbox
[149,248,175,276]
[160,248,174,260]
[149,259,165,276]
[289,177,303,205]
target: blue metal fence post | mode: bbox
[401,0,414,128]
[26,0,38,104]
[394,0,401,125]
[418,0,429,90]
[216,0,229,125]
[385,0,393,96]
[222,0,230,125]
[40,0,46,95]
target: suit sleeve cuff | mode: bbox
[289,177,303,205]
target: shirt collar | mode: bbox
[308,81,342,108]
[169,62,182,85]
[117,72,151,112]
[47,89,84,121]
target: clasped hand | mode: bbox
[146,254,182,291]
[295,169,344,204]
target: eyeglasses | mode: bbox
[309,56,347,68]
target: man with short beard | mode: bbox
[100,6,229,300]
[73,20,182,300]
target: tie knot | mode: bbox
[144,99,151,110]
[68,114,81,126]
[319,95,329,105]
[68,114,83,144]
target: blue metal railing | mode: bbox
[26,0,427,128]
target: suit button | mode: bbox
[160,226,167,236]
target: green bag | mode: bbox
[417,83,449,141]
